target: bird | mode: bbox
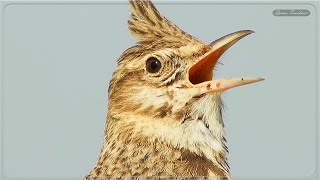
[84,0,263,179]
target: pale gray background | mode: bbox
[0,2,318,180]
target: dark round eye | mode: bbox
[146,57,161,73]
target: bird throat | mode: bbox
[86,94,231,179]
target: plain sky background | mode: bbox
[0,1,318,180]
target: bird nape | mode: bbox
[85,0,263,179]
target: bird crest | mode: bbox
[128,0,201,45]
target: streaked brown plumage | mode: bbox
[85,1,263,179]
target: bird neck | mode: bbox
[87,94,230,178]
[91,116,228,178]
[88,103,230,178]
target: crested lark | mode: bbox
[85,0,263,179]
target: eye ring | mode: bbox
[146,57,162,73]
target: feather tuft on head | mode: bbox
[128,0,201,44]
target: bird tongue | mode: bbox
[186,30,264,94]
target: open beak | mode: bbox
[186,30,264,94]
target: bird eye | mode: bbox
[146,57,161,73]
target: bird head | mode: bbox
[106,0,263,166]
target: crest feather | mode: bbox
[128,0,201,44]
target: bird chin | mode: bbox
[187,93,225,144]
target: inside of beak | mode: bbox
[186,30,264,92]
[188,46,224,85]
